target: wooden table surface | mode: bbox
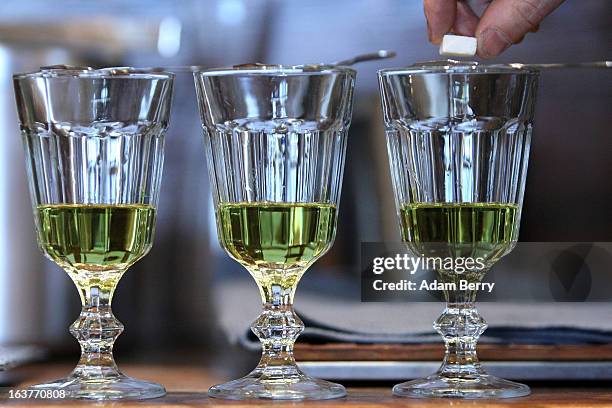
[2,364,611,407]
[295,343,612,361]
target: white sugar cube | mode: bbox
[439,34,478,57]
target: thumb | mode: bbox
[475,0,565,58]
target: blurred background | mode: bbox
[0,0,610,378]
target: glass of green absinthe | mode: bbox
[14,66,174,400]
[194,64,355,400]
[378,60,539,399]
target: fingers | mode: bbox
[452,1,479,37]
[424,0,457,44]
[475,0,565,58]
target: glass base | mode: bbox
[209,370,346,400]
[393,373,530,399]
[29,373,166,400]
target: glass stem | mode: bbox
[434,271,488,379]
[70,275,124,379]
[251,279,304,375]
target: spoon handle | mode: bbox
[140,50,398,73]
[333,50,397,67]
[519,61,612,69]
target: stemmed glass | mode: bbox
[194,65,355,400]
[13,67,174,400]
[378,61,539,398]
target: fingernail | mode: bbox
[477,28,512,58]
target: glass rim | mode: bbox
[378,60,540,76]
[13,66,175,81]
[194,63,356,77]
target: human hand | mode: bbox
[424,0,566,58]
